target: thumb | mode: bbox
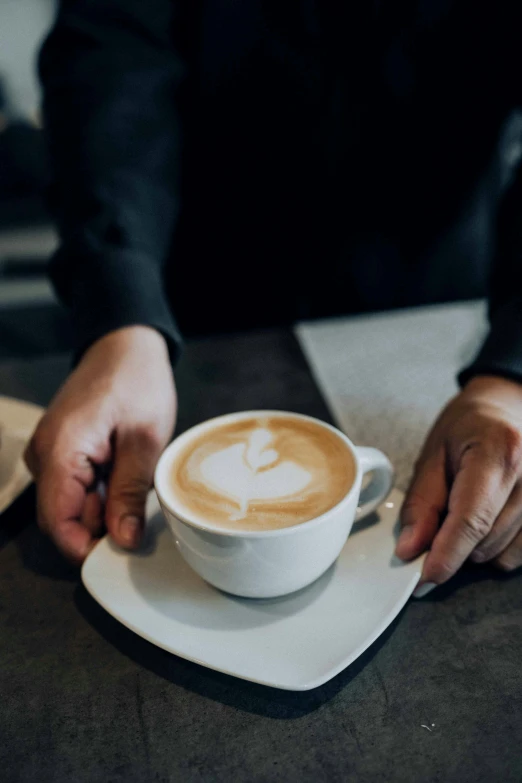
[106,428,161,549]
[396,447,448,561]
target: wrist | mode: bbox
[463,374,522,405]
[83,325,171,371]
[96,325,168,351]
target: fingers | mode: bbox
[106,427,162,550]
[396,448,448,561]
[494,528,522,572]
[81,488,105,538]
[421,443,517,585]
[26,417,109,563]
[36,457,97,564]
[47,519,96,565]
[470,482,522,564]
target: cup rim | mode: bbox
[154,410,362,539]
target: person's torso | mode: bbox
[168,1,519,335]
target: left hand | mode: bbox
[396,375,522,589]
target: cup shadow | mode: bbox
[351,510,380,535]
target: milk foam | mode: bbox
[170,415,356,531]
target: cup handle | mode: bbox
[355,447,394,520]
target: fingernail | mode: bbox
[413,582,437,599]
[120,516,142,547]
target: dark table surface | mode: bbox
[0,329,521,783]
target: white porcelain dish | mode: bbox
[82,488,424,691]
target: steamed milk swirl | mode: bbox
[170,415,356,531]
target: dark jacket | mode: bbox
[39,1,522,382]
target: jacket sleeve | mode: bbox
[459,147,522,386]
[39,0,185,362]
[458,9,522,386]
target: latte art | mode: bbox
[200,427,312,520]
[169,415,356,531]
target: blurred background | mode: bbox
[0,0,73,361]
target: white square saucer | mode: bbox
[82,488,424,691]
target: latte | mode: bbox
[168,414,356,531]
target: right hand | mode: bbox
[24,326,177,564]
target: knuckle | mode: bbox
[426,558,454,583]
[26,420,90,478]
[26,414,77,464]
[66,449,92,475]
[460,512,494,542]
[499,424,522,477]
[113,477,150,504]
[470,543,490,563]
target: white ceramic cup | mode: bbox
[154,411,394,598]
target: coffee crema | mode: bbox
[169,415,356,531]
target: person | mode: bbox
[26,1,522,592]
